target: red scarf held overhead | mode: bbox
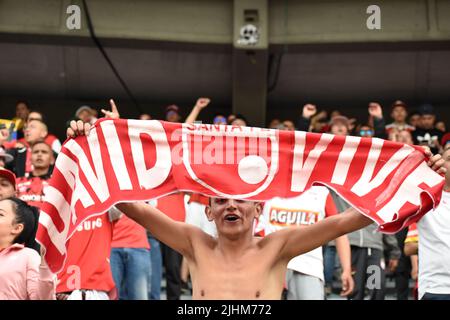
[37,119,444,273]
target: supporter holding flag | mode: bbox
[56,102,121,300]
[403,146,450,300]
[55,208,120,300]
[43,101,447,300]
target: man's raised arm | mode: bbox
[116,202,199,259]
[275,207,372,262]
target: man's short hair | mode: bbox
[27,118,48,131]
[31,140,52,150]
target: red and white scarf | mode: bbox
[37,119,444,272]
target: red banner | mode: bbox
[37,119,444,273]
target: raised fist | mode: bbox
[302,104,317,119]
[368,102,383,119]
[195,98,211,109]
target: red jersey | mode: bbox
[111,214,150,249]
[157,192,186,222]
[56,213,115,294]
[16,173,51,209]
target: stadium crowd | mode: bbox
[0,98,449,300]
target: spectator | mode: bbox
[147,230,162,300]
[56,209,120,300]
[185,98,211,124]
[327,116,402,300]
[393,226,413,300]
[165,105,182,123]
[16,141,54,209]
[389,129,414,145]
[110,213,151,300]
[56,99,121,300]
[255,187,354,300]
[0,168,16,200]
[75,106,97,125]
[347,226,401,300]
[185,194,217,237]
[329,116,350,136]
[358,124,374,138]
[0,195,55,300]
[139,114,152,120]
[387,123,419,298]
[385,100,415,135]
[441,133,450,151]
[367,102,387,139]
[25,111,62,153]
[404,223,419,299]
[408,111,421,129]
[403,147,450,300]
[297,104,317,132]
[412,104,443,154]
[282,120,295,131]
[231,114,247,127]
[436,120,446,133]
[268,118,281,129]
[156,193,187,300]
[227,114,236,125]
[213,114,227,125]
[10,101,31,140]
[323,117,352,295]
[6,119,55,177]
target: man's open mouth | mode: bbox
[224,214,240,222]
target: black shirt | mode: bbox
[412,128,443,154]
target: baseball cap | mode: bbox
[0,148,14,164]
[0,167,16,190]
[166,104,180,114]
[418,104,435,116]
[391,100,407,111]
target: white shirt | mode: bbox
[418,190,450,299]
[256,186,336,281]
[185,195,217,237]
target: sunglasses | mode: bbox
[360,130,374,136]
[213,116,227,124]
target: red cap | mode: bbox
[0,167,16,190]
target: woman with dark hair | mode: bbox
[0,197,55,299]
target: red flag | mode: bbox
[37,119,444,273]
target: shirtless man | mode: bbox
[67,114,446,300]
